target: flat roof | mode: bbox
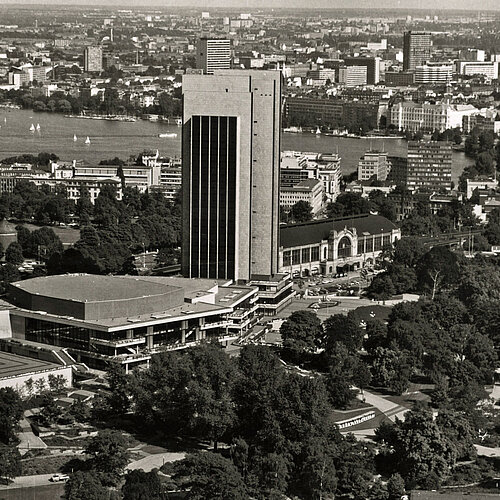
[120,276,227,297]
[0,352,60,380]
[11,274,183,303]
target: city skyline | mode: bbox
[0,0,500,10]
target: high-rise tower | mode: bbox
[182,70,281,282]
[403,31,432,71]
[84,46,103,73]
[196,38,231,75]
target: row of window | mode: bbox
[282,234,392,266]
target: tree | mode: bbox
[105,363,131,415]
[392,237,426,268]
[174,452,247,500]
[183,345,237,450]
[0,387,23,445]
[474,151,495,176]
[65,471,108,500]
[280,310,323,363]
[132,345,236,451]
[326,192,371,218]
[387,473,405,500]
[322,313,364,353]
[295,438,337,500]
[370,347,412,394]
[85,430,130,481]
[5,242,23,265]
[290,200,313,223]
[383,407,456,488]
[122,469,164,500]
[47,373,66,392]
[366,273,396,300]
[0,445,21,483]
[415,247,460,298]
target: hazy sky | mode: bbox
[1,0,500,9]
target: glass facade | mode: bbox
[26,318,92,351]
[189,115,237,279]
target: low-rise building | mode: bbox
[466,177,498,199]
[6,274,260,371]
[390,101,477,132]
[280,179,324,215]
[279,214,400,277]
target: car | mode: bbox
[50,474,69,482]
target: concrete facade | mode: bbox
[182,70,281,281]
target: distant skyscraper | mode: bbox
[196,38,231,75]
[182,70,282,282]
[403,31,432,71]
[84,46,103,73]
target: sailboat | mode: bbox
[316,126,321,135]
[30,123,35,132]
[73,134,77,142]
[36,123,40,131]
[3,117,6,124]
[85,136,90,145]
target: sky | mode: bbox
[0,0,499,9]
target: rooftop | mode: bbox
[0,351,60,380]
[10,274,182,303]
[280,214,398,248]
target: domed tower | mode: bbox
[0,219,17,259]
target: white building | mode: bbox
[281,151,341,202]
[390,101,478,132]
[456,61,499,80]
[338,66,367,87]
[280,179,324,215]
[358,151,388,181]
[414,62,453,84]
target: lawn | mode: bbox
[0,484,64,500]
[21,455,82,476]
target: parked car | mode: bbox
[50,474,69,482]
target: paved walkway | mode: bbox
[127,452,185,472]
[475,444,500,457]
[17,418,47,454]
[359,389,408,422]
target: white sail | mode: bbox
[36,123,40,131]
[316,126,321,135]
[30,123,35,132]
[73,134,77,141]
[85,136,90,144]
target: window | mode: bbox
[292,249,301,265]
[283,251,291,267]
[338,236,352,258]
[311,246,319,262]
[301,248,310,263]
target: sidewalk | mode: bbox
[127,452,185,472]
[358,389,408,422]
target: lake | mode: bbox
[0,109,472,185]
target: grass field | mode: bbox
[0,484,64,500]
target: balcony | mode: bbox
[200,321,228,330]
[91,336,146,347]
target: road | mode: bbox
[0,474,56,490]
